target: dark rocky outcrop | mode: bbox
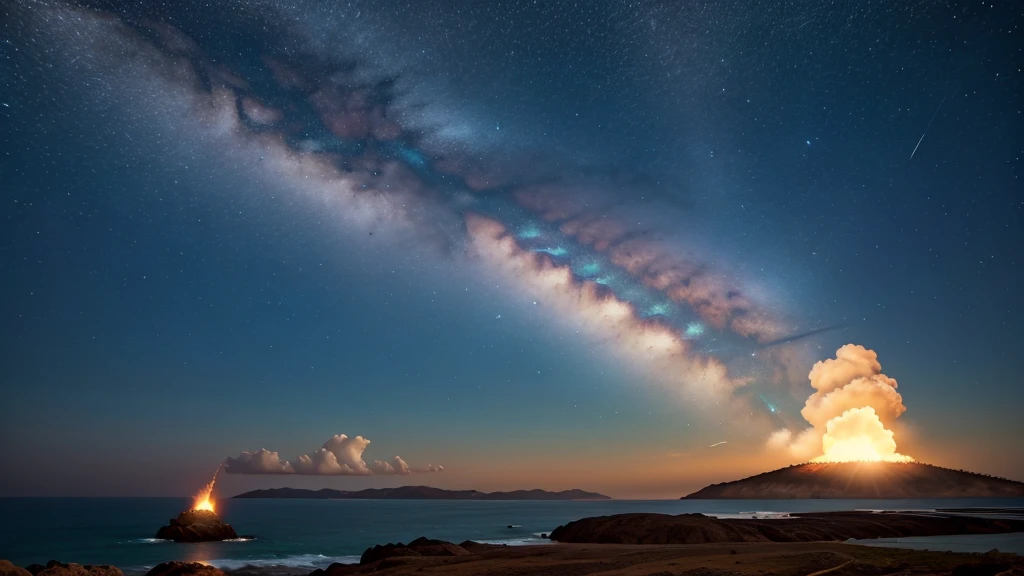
[458,540,506,553]
[154,510,238,543]
[358,537,470,565]
[0,561,31,576]
[684,462,1024,499]
[548,511,1024,545]
[18,562,121,576]
[144,562,225,576]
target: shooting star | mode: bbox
[708,441,727,448]
[910,96,946,161]
[758,324,847,349]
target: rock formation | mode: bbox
[20,562,120,576]
[154,510,238,543]
[683,462,1024,499]
[548,511,1024,545]
[358,537,470,565]
[0,560,31,576]
[144,562,225,576]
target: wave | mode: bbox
[708,511,793,519]
[204,554,359,570]
[131,538,171,544]
[474,537,555,546]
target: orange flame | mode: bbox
[811,407,914,463]
[192,468,220,513]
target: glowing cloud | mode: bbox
[769,344,913,463]
[814,406,913,463]
[223,434,442,476]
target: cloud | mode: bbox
[802,344,905,428]
[223,434,441,475]
[370,456,410,475]
[768,344,913,462]
[817,406,913,463]
[223,448,295,474]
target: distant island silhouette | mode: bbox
[233,485,611,500]
[683,461,1024,499]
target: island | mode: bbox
[547,510,1024,545]
[154,509,238,543]
[683,461,1024,499]
[233,485,610,500]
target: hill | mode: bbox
[233,485,610,500]
[683,462,1024,499]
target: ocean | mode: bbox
[2,498,1022,573]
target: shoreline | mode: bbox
[11,540,1023,576]
[7,510,1024,576]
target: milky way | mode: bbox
[12,0,826,425]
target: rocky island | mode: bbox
[681,461,1024,499]
[154,510,239,543]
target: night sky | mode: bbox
[1,0,1021,498]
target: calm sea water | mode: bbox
[2,498,1021,573]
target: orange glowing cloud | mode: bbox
[769,344,913,463]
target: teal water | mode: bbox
[2,498,1021,572]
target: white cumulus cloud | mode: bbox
[223,434,442,475]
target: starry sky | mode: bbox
[1,0,1021,498]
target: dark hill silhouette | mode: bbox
[683,461,1024,499]
[233,485,610,500]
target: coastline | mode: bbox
[11,541,1024,576]
[6,508,1024,576]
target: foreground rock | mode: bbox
[548,511,1024,544]
[19,562,121,576]
[272,542,1024,575]
[358,537,470,565]
[144,562,225,576]
[8,543,1024,576]
[0,561,31,576]
[684,462,1024,499]
[155,510,238,543]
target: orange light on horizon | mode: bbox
[811,407,914,464]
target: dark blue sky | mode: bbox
[1,0,1021,498]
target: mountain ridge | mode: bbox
[683,461,1024,499]
[233,485,611,500]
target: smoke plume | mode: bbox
[769,344,913,462]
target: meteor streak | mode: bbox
[758,325,847,348]
[708,441,727,448]
[192,466,222,513]
[909,97,946,161]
